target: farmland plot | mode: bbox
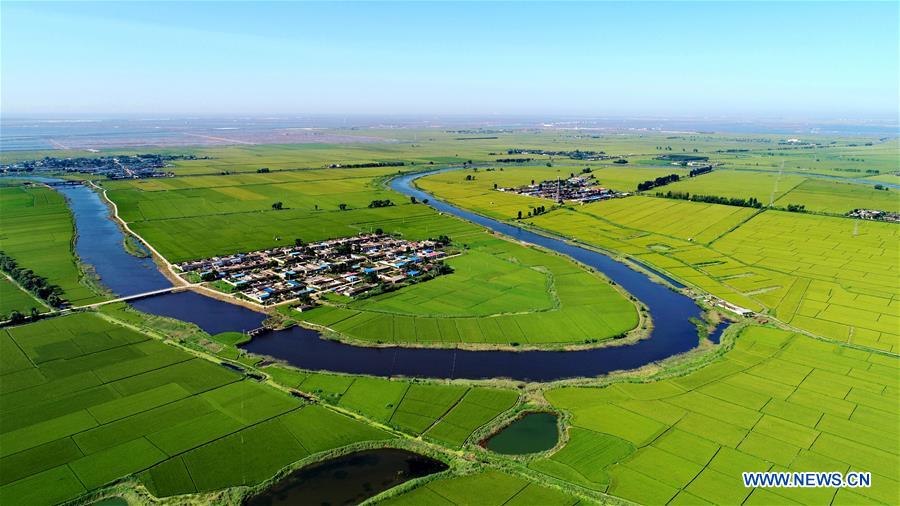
[0,185,102,306]
[0,313,392,504]
[382,469,579,506]
[543,326,899,505]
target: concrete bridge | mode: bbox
[75,285,192,309]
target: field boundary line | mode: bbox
[421,388,471,436]
[498,481,531,506]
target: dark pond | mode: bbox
[244,448,447,506]
[49,169,726,381]
[484,412,560,455]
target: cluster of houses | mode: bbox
[847,208,900,223]
[497,174,617,203]
[0,154,195,179]
[175,233,449,305]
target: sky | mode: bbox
[2,1,898,120]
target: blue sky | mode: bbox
[2,1,897,119]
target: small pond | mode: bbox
[484,412,560,455]
[244,448,447,506]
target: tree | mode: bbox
[517,210,523,219]
[375,228,383,235]
[422,199,429,204]
[339,203,347,211]
[30,307,39,320]
[368,199,394,208]
[271,201,283,210]
[410,196,417,204]
[493,183,498,189]
[8,310,24,324]
[295,238,305,247]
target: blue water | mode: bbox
[57,185,171,297]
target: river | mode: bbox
[46,171,721,381]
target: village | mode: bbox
[175,233,451,306]
[497,173,620,203]
[0,153,197,179]
[847,208,900,223]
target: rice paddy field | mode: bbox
[263,367,520,447]
[0,185,102,306]
[382,469,581,506]
[0,277,42,316]
[541,325,899,505]
[416,167,898,353]
[1,131,898,505]
[0,313,394,504]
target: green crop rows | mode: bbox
[541,326,899,505]
[385,469,580,506]
[0,277,42,316]
[0,185,102,306]
[424,171,899,352]
[0,313,392,504]
[264,367,519,447]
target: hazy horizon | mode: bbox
[3,1,898,119]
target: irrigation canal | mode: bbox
[47,170,723,381]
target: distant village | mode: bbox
[847,208,900,223]
[497,173,621,204]
[0,154,203,179]
[502,148,613,161]
[176,233,451,306]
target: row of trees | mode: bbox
[328,161,405,169]
[656,191,764,209]
[688,166,713,177]
[0,251,65,308]
[516,206,549,219]
[637,174,680,192]
[495,158,533,163]
[367,199,395,208]
[658,191,815,215]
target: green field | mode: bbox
[542,325,899,505]
[264,367,519,446]
[415,168,899,353]
[0,185,102,306]
[0,313,392,504]
[382,469,580,506]
[1,131,897,505]
[0,277,43,316]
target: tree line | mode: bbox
[0,251,65,310]
[688,166,713,177]
[637,174,680,192]
[328,161,405,169]
[655,191,763,208]
[367,199,395,208]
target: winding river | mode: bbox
[50,170,722,381]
